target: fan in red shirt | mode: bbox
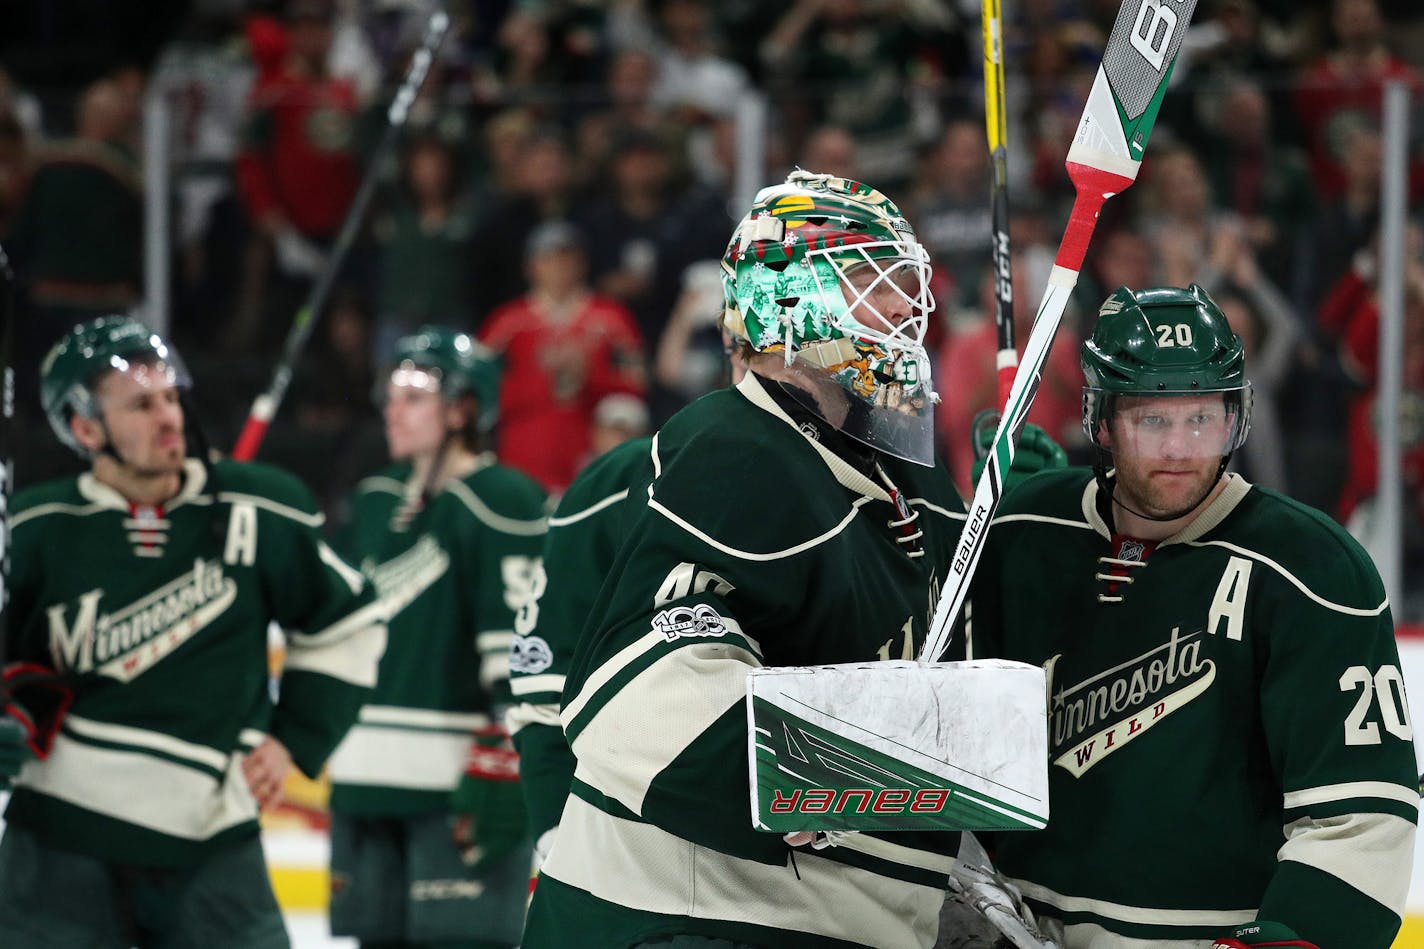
[479,221,648,494]
[236,0,360,244]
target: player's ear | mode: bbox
[70,412,105,455]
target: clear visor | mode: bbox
[775,355,937,467]
[811,240,935,351]
[1084,387,1253,460]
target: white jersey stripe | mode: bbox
[510,673,565,696]
[544,794,943,949]
[1009,878,1256,927]
[1280,812,1415,915]
[358,705,489,732]
[446,480,548,536]
[327,723,470,790]
[548,488,630,528]
[63,713,230,772]
[649,495,873,562]
[1283,781,1421,810]
[571,640,761,815]
[17,734,259,840]
[1186,539,1389,617]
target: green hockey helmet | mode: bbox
[40,315,192,456]
[721,170,937,464]
[382,326,501,433]
[1081,284,1252,458]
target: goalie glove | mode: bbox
[1210,922,1321,949]
[3,663,74,759]
[945,833,1059,949]
[450,724,527,871]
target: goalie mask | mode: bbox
[40,315,193,458]
[380,326,502,435]
[1082,284,1253,519]
[721,170,937,465]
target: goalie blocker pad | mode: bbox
[747,659,1048,834]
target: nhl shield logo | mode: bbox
[1118,539,1146,563]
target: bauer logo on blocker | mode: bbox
[652,603,728,642]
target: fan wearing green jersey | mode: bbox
[0,315,386,948]
[520,170,976,949]
[971,285,1418,949]
[326,326,547,949]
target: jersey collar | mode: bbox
[1080,471,1253,546]
[77,458,208,512]
[736,372,892,502]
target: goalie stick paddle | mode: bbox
[983,0,1016,411]
[921,0,1198,663]
[232,8,450,461]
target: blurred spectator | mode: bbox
[1320,229,1424,523]
[470,126,576,320]
[470,106,536,207]
[760,0,960,190]
[570,48,672,192]
[234,0,364,349]
[589,392,651,459]
[291,288,378,436]
[797,124,860,181]
[573,127,729,351]
[1199,75,1319,292]
[0,66,43,140]
[1077,225,1159,328]
[909,117,992,310]
[937,254,1081,495]
[0,113,28,239]
[1020,23,1103,215]
[373,134,478,357]
[1301,120,1383,311]
[650,0,751,126]
[1214,263,1302,493]
[1293,0,1424,200]
[8,78,142,364]
[653,259,732,419]
[478,221,647,494]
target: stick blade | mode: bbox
[1070,0,1199,174]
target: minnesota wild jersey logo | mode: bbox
[46,559,238,682]
[1046,626,1216,777]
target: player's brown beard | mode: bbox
[1112,454,1223,523]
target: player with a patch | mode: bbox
[521,171,973,949]
[971,286,1417,949]
[506,434,654,884]
[0,316,386,948]
[326,327,547,947]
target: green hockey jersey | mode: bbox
[970,469,1418,949]
[522,373,968,949]
[6,459,386,867]
[328,455,547,815]
[508,435,654,839]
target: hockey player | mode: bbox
[970,285,1418,949]
[519,170,971,948]
[506,432,653,880]
[0,316,386,947]
[326,326,547,948]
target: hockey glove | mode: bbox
[970,410,1068,495]
[3,663,74,759]
[1210,922,1321,948]
[451,724,528,871]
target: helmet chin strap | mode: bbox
[1093,450,1232,529]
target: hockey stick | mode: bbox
[921,0,1197,662]
[983,0,1016,411]
[0,242,12,669]
[232,8,449,461]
